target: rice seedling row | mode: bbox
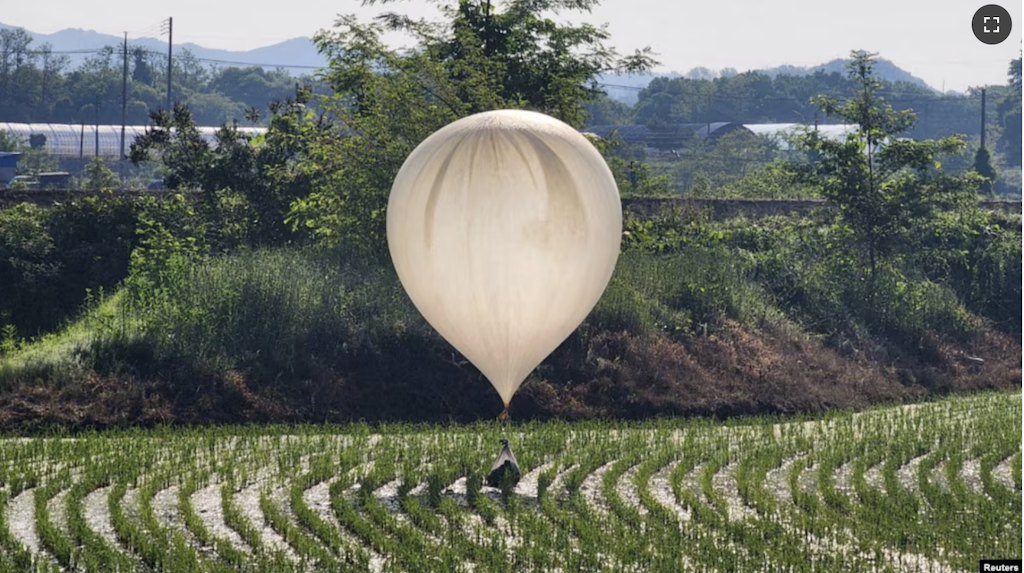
[0,391,1018,572]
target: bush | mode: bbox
[727,213,983,352]
[124,247,420,376]
[589,247,765,340]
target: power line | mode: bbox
[20,47,322,70]
[186,57,321,69]
[9,48,1000,101]
[601,83,981,101]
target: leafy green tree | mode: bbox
[131,91,326,246]
[0,28,33,103]
[972,146,996,195]
[797,51,983,289]
[208,66,297,116]
[0,129,20,151]
[16,147,58,175]
[588,134,671,197]
[630,67,979,140]
[584,93,633,125]
[130,104,215,193]
[85,157,119,191]
[0,26,322,126]
[289,0,656,251]
[131,47,153,85]
[996,55,1021,167]
[0,204,58,334]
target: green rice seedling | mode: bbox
[0,390,1018,573]
[261,485,340,570]
[65,465,136,572]
[33,469,75,570]
[179,474,250,569]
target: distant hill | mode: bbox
[600,56,936,105]
[0,22,327,72]
[2,23,935,98]
[596,71,682,105]
[757,57,933,89]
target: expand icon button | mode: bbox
[973,5,1013,45]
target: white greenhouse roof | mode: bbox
[0,123,267,158]
[743,123,859,149]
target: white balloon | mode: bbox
[387,110,622,407]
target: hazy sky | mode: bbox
[5,0,1022,92]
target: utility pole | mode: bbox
[980,88,987,150]
[161,17,173,112]
[94,98,100,157]
[40,48,50,117]
[79,122,85,180]
[705,95,711,139]
[120,32,128,162]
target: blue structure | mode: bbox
[0,152,21,184]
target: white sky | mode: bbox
[5,0,1022,92]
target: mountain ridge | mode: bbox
[2,22,939,101]
[0,22,326,70]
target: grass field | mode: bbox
[0,391,1019,572]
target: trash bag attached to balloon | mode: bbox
[487,438,522,488]
[387,109,622,478]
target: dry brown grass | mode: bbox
[0,318,1018,431]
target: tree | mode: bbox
[174,49,210,93]
[583,93,632,125]
[588,134,671,196]
[85,157,119,190]
[131,90,327,246]
[0,28,33,101]
[16,147,58,175]
[131,47,153,85]
[208,66,295,115]
[996,55,1022,167]
[288,0,657,251]
[0,129,20,151]
[130,104,215,194]
[629,67,974,138]
[973,146,996,195]
[797,51,983,290]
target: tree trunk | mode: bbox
[868,239,877,303]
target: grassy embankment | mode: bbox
[0,203,1019,429]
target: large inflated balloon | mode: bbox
[387,109,622,407]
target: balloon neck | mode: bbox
[498,406,509,437]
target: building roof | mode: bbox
[584,122,751,149]
[741,123,859,149]
[0,151,22,167]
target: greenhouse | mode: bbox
[584,122,749,149]
[742,123,858,149]
[0,123,267,158]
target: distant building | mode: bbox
[582,122,864,153]
[0,123,268,158]
[0,152,21,184]
[741,123,859,149]
[584,122,751,150]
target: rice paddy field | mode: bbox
[0,390,1019,573]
